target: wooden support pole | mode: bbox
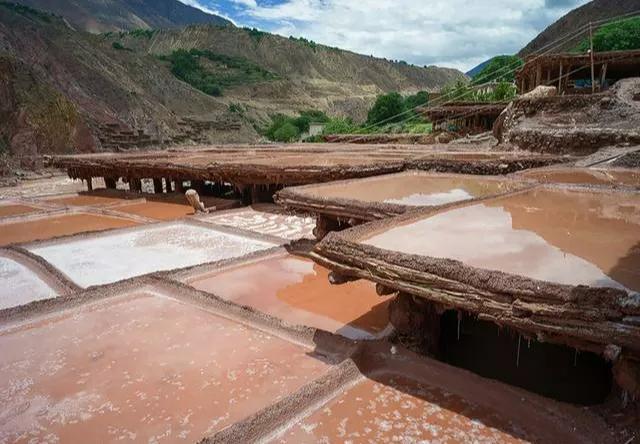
[589,22,596,94]
[174,178,185,194]
[558,64,563,93]
[85,177,93,192]
[600,63,608,90]
[164,178,173,192]
[129,178,142,193]
[153,178,163,194]
[104,177,117,189]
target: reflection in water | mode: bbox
[385,188,474,206]
[309,174,518,205]
[365,189,640,292]
[188,256,391,339]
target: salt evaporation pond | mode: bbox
[306,172,520,207]
[0,255,58,309]
[364,188,640,292]
[186,255,391,339]
[0,291,329,443]
[204,208,315,240]
[29,223,276,287]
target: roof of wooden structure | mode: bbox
[419,102,508,120]
[516,49,640,78]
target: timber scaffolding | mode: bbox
[515,49,640,94]
[49,144,568,204]
[419,102,508,133]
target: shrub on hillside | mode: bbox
[575,17,640,52]
[366,92,405,125]
[322,117,357,134]
[272,122,300,142]
[474,55,522,83]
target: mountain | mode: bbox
[0,2,465,165]
[13,0,232,32]
[466,58,492,78]
[519,0,639,57]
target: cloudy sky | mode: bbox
[178,0,589,72]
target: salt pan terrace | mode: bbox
[28,222,278,287]
[200,205,315,241]
[179,251,392,340]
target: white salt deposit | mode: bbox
[204,210,314,240]
[28,223,276,287]
[0,256,57,309]
[384,188,474,206]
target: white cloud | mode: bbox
[182,0,589,71]
[239,0,588,71]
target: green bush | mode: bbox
[111,41,131,51]
[272,122,300,142]
[0,1,52,22]
[575,17,640,52]
[159,49,276,96]
[366,92,406,125]
[128,29,155,39]
[322,117,357,134]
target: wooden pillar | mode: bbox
[153,178,163,194]
[85,177,93,192]
[535,64,542,88]
[174,178,185,194]
[557,64,563,93]
[313,215,341,241]
[164,178,173,193]
[600,63,608,90]
[104,177,117,189]
[191,180,206,194]
[129,178,142,193]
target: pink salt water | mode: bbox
[276,374,531,443]
[0,213,139,246]
[520,168,640,187]
[0,203,39,218]
[115,201,196,220]
[364,188,640,292]
[0,291,330,443]
[48,194,129,207]
[307,173,521,206]
[186,255,391,339]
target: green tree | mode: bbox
[366,92,405,125]
[322,117,356,134]
[272,122,300,142]
[575,17,640,52]
[474,55,523,83]
[404,91,429,110]
[491,81,517,101]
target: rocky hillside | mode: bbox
[519,0,639,56]
[111,25,464,120]
[14,0,232,32]
[0,2,465,165]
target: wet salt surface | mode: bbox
[521,168,640,187]
[307,174,519,206]
[0,291,330,443]
[187,255,392,340]
[29,223,276,287]
[276,374,530,443]
[365,188,640,292]
[0,256,57,309]
[0,203,40,218]
[385,188,473,206]
[204,209,314,240]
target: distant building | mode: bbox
[515,49,640,95]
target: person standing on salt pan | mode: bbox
[185,189,212,214]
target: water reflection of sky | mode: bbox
[384,188,474,206]
[365,203,635,292]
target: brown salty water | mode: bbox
[364,188,640,292]
[0,291,330,443]
[48,194,130,207]
[520,168,640,187]
[187,255,391,339]
[115,201,196,221]
[0,204,39,218]
[276,373,531,443]
[308,173,521,206]
[0,214,139,246]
